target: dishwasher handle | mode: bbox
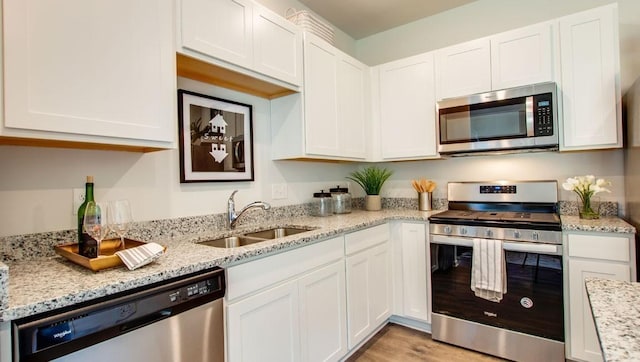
[120,309,173,333]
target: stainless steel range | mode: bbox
[429,181,564,362]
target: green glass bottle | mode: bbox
[77,176,96,257]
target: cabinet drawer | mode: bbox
[345,224,390,255]
[227,236,344,301]
[567,233,630,262]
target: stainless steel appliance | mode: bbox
[13,268,225,362]
[437,82,558,155]
[429,181,564,362]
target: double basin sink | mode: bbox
[198,226,316,248]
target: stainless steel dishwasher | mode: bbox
[12,268,225,362]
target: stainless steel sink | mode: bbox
[197,226,316,248]
[244,227,314,239]
[198,236,265,248]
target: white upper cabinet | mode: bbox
[491,22,554,90]
[435,22,555,100]
[435,38,491,100]
[2,0,176,150]
[252,3,303,86]
[271,33,368,161]
[558,4,621,150]
[378,52,438,160]
[177,0,302,88]
[180,0,253,69]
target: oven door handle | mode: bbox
[431,235,561,255]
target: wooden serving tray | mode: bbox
[55,238,148,271]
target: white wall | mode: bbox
[0,78,354,237]
[0,1,632,237]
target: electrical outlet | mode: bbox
[72,188,85,215]
[271,184,288,200]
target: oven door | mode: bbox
[430,235,564,341]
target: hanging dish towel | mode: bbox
[471,238,507,302]
[116,242,165,271]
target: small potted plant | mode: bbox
[347,166,393,211]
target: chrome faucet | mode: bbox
[227,190,271,229]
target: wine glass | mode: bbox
[108,200,132,250]
[83,201,109,258]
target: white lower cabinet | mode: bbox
[399,222,429,322]
[225,236,347,362]
[299,261,348,362]
[565,232,634,362]
[227,280,301,361]
[345,224,392,349]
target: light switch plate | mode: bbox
[271,184,288,200]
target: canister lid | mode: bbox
[329,186,348,193]
[314,190,332,198]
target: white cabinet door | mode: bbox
[400,223,429,322]
[304,35,340,157]
[491,22,554,90]
[227,281,301,362]
[299,261,348,362]
[369,242,392,326]
[337,55,368,159]
[345,250,371,349]
[253,3,303,86]
[435,38,491,100]
[179,0,253,70]
[567,259,629,362]
[379,53,437,160]
[345,240,391,349]
[559,4,621,150]
[3,0,175,146]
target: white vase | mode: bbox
[365,195,382,211]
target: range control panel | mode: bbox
[480,185,517,194]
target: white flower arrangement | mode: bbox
[562,175,611,219]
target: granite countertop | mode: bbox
[561,215,636,234]
[585,278,640,361]
[1,209,436,321]
[1,210,635,322]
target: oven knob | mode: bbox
[532,232,539,241]
[514,230,521,239]
[485,229,493,238]
[461,227,468,235]
[444,226,452,234]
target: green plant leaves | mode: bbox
[346,166,393,195]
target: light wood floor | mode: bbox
[346,323,506,362]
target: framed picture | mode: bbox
[178,90,254,182]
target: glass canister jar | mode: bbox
[330,186,352,214]
[312,190,333,217]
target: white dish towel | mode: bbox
[471,238,507,302]
[115,242,165,271]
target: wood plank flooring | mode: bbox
[346,323,506,362]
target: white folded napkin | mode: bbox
[115,242,165,271]
[471,238,507,302]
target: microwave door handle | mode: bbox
[526,96,534,136]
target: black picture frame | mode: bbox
[178,90,254,183]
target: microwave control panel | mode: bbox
[533,93,553,136]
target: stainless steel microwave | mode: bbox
[436,82,558,155]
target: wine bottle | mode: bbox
[77,176,97,257]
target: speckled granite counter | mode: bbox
[1,209,437,321]
[585,278,640,361]
[561,215,636,234]
[1,208,635,323]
